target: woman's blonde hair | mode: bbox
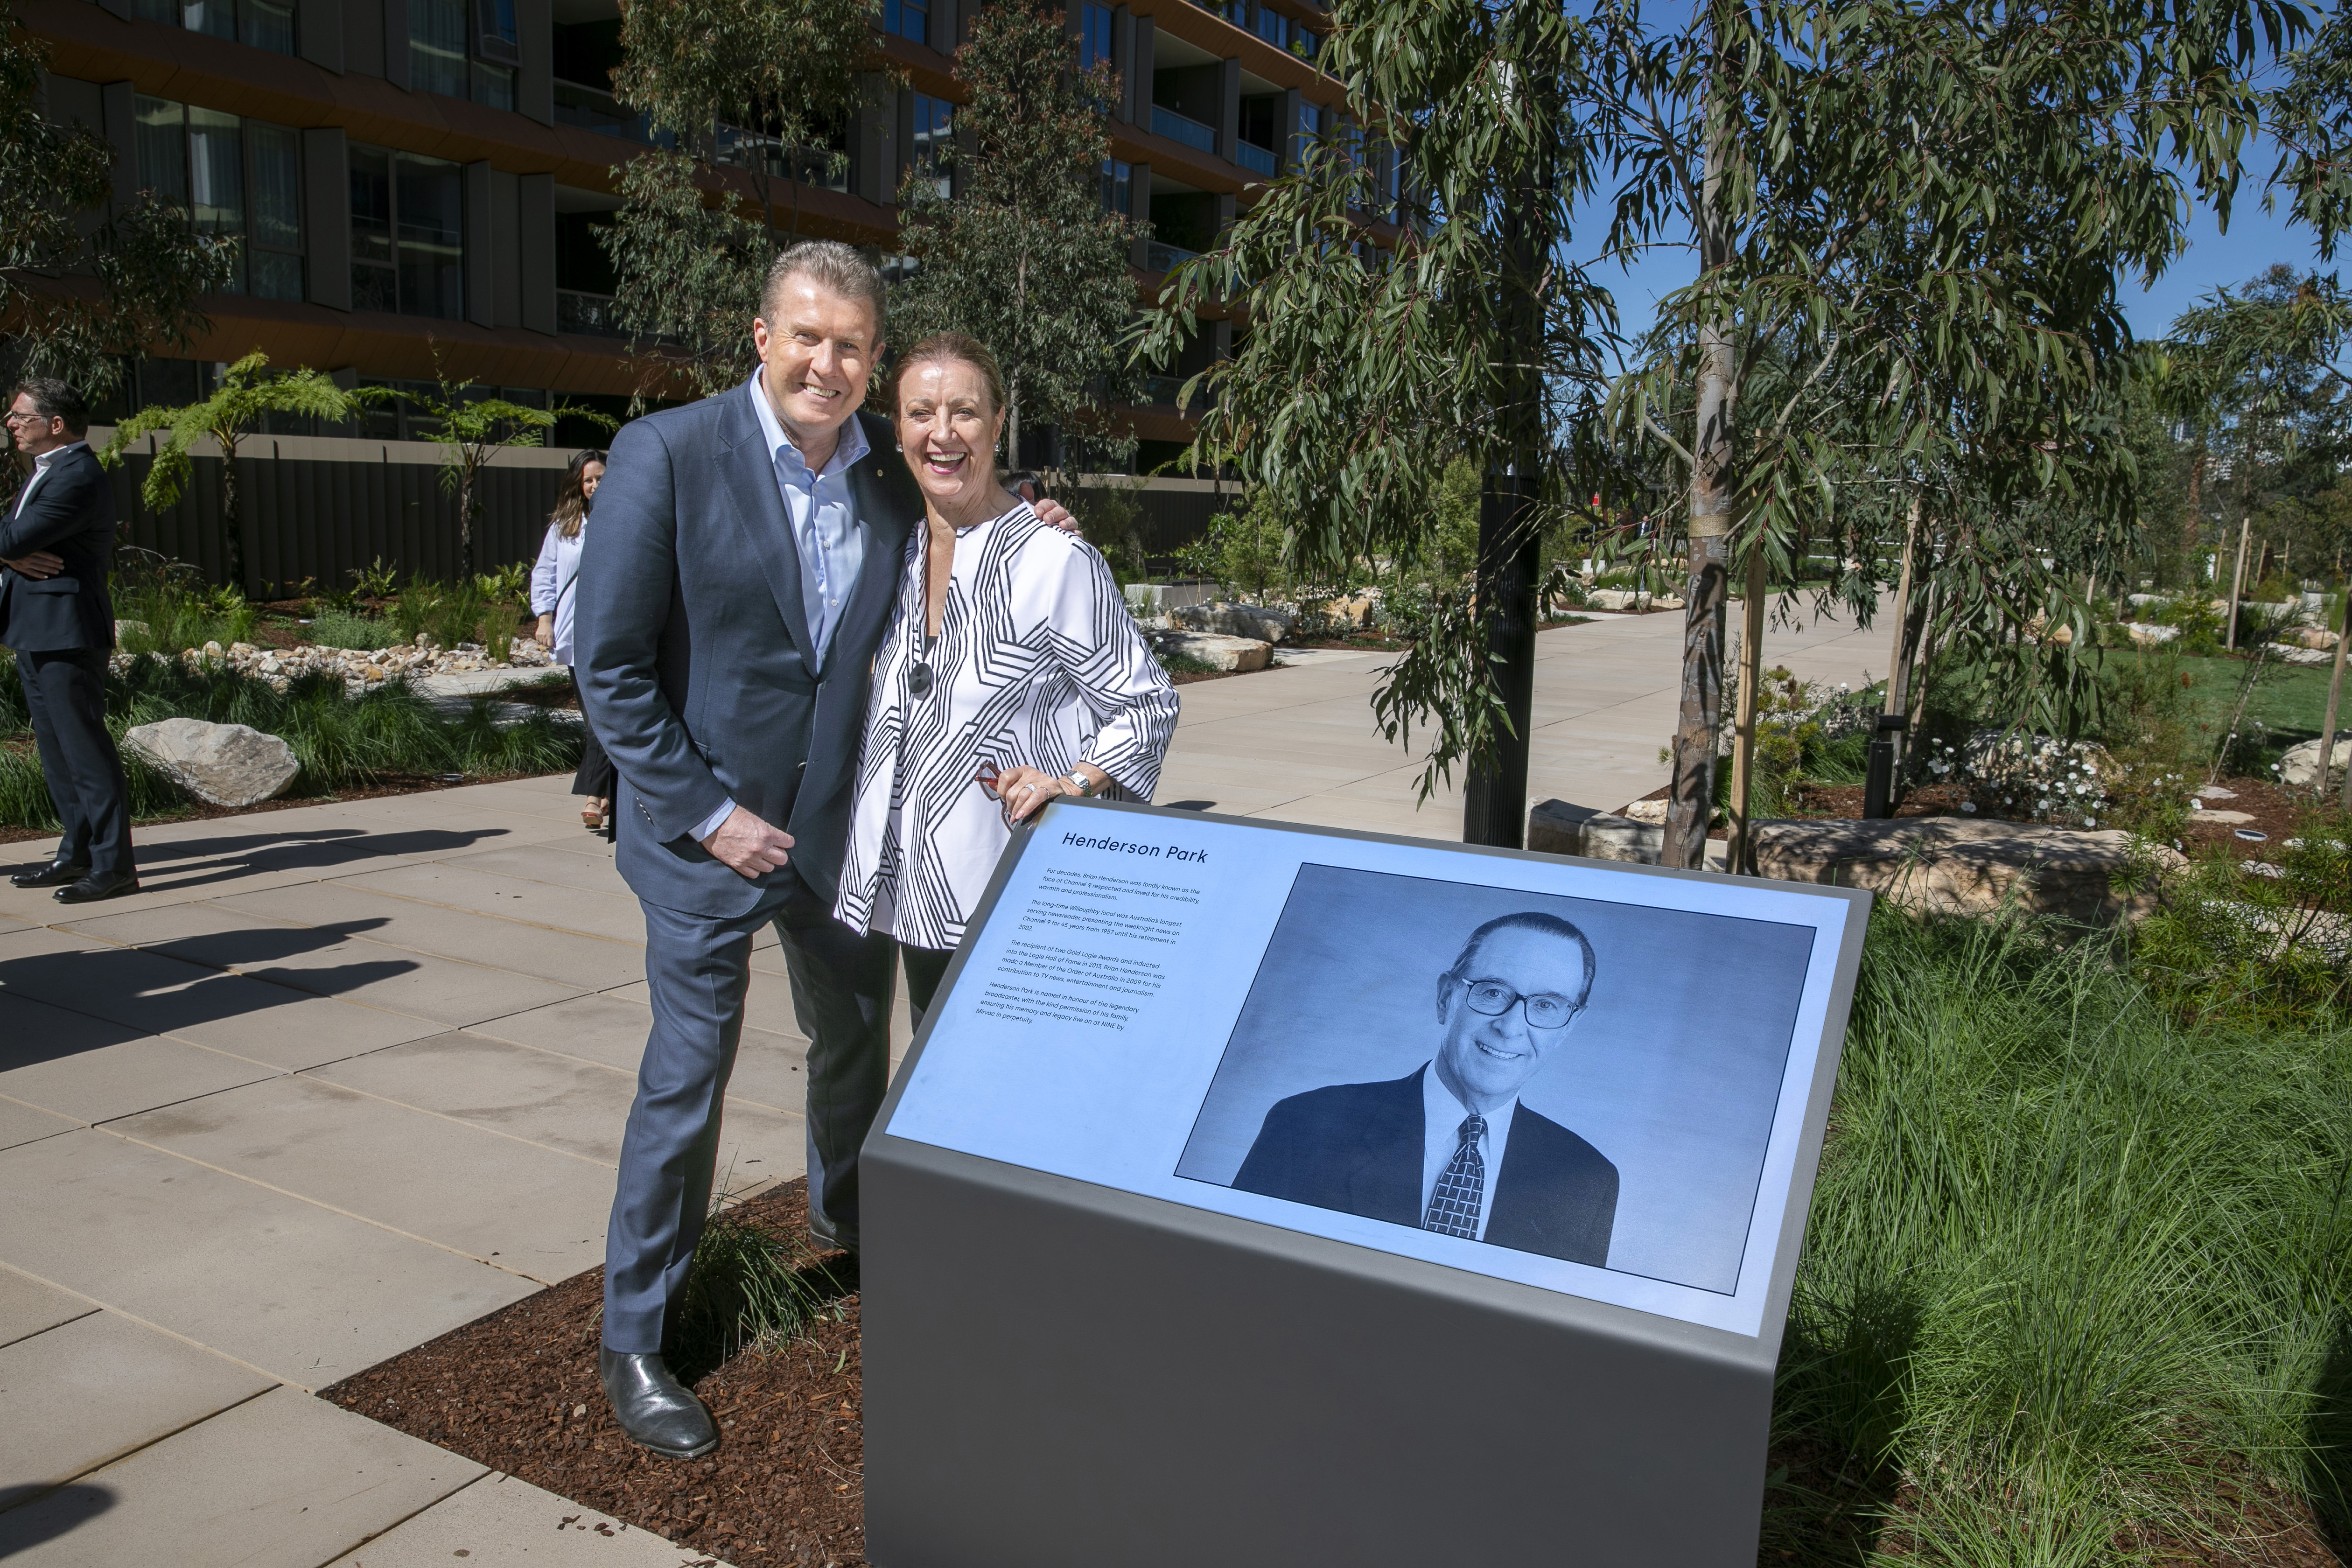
[889,333,1008,420]
[550,448,607,539]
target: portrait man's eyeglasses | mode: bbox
[1457,977,1580,1029]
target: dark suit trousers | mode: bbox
[602,877,896,1354]
[15,648,131,877]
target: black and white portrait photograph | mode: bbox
[1175,863,1820,1295]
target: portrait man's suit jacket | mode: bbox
[1232,1066,1618,1267]
[0,445,118,653]
[576,392,922,918]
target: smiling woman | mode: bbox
[832,332,1179,1022]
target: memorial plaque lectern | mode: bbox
[864,800,1869,1567]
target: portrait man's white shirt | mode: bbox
[1419,1064,1516,1241]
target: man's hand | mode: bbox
[1032,497,1081,535]
[0,550,63,580]
[701,804,794,880]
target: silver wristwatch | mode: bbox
[1066,770,1098,798]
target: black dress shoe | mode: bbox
[598,1348,719,1459]
[11,860,88,889]
[52,871,140,905]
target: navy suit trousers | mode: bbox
[602,882,896,1354]
[16,648,131,878]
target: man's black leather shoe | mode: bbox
[599,1348,719,1459]
[11,860,88,889]
[52,871,140,905]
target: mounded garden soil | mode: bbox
[322,1180,870,1568]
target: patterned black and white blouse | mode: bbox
[834,500,1180,952]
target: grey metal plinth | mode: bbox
[863,1134,1778,1568]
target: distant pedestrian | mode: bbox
[531,448,615,834]
[1,378,138,903]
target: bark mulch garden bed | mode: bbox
[322,1180,871,1568]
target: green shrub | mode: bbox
[1770,910,2352,1559]
[303,608,404,651]
[670,1188,849,1377]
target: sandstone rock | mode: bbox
[2285,625,2341,651]
[1527,799,1662,863]
[1752,817,2184,924]
[1171,601,1296,643]
[1614,798,1669,825]
[1584,589,1650,612]
[1151,630,1271,673]
[123,717,301,807]
[2190,808,2254,824]
[2121,621,2178,646]
[2279,736,2352,790]
[2280,646,2336,666]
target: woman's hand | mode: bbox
[534,614,553,648]
[988,766,1071,823]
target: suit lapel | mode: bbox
[1347,1068,1429,1226]
[840,415,911,656]
[717,384,817,665]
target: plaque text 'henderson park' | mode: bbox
[882,803,1866,1338]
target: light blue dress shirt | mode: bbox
[691,374,873,846]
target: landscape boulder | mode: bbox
[1526,798,1663,863]
[1171,601,1296,643]
[1751,817,2182,924]
[123,717,301,807]
[2279,735,2352,790]
[1149,629,1272,673]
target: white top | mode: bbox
[1419,1064,1517,1242]
[528,518,585,665]
[834,501,1181,953]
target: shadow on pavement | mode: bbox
[115,825,519,894]
[0,1482,115,1553]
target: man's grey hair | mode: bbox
[1442,911,1597,1000]
[8,377,90,436]
[761,240,886,338]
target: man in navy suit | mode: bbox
[1233,911,1617,1267]
[577,242,1077,1459]
[2,379,137,904]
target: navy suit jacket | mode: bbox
[0,444,118,653]
[575,390,921,918]
[1232,1066,1618,1267]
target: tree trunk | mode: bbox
[2225,515,2250,650]
[1460,34,1549,849]
[459,463,477,580]
[1662,61,1737,869]
[1724,542,1768,872]
[221,437,244,594]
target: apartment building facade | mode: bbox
[23,0,1393,467]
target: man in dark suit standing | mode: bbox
[577,242,1075,1460]
[3,379,137,904]
[1233,911,1618,1267]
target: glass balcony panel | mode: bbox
[557,290,624,337]
[1235,140,1276,176]
[553,79,662,144]
[1150,105,1217,154]
[1144,239,1198,273]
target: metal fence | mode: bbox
[103,449,570,592]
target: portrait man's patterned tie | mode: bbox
[1424,1114,1488,1238]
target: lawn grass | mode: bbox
[1770,909,2352,1563]
[2100,650,2344,746]
[0,659,582,831]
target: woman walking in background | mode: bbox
[531,449,616,833]
[835,334,1178,1022]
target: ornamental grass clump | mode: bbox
[670,1197,849,1379]
[1769,910,2352,1562]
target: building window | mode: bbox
[134,95,305,301]
[1079,1,1113,70]
[1289,26,1320,60]
[1253,7,1287,49]
[1101,157,1131,217]
[411,0,516,106]
[883,0,927,44]
[133,0,296,56]
[910,91,952,199]
[350,145,464,319]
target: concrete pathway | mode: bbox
[0,597,1888,1565]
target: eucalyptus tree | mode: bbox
[1142,1,1617,844]
[1,2,231,481]
[1594,0,2289,866]
[890,0,1139,474]
[602,0,887,395]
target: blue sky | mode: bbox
[1576,135,2338,362]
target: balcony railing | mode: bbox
[1145,239,1200,273]
[1235,140,1277,176]
[714,126,853,193]
[1141,373,1213,409]
[1151,104,1218,155]
[557,289,624,338]
[553,79,665,146]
